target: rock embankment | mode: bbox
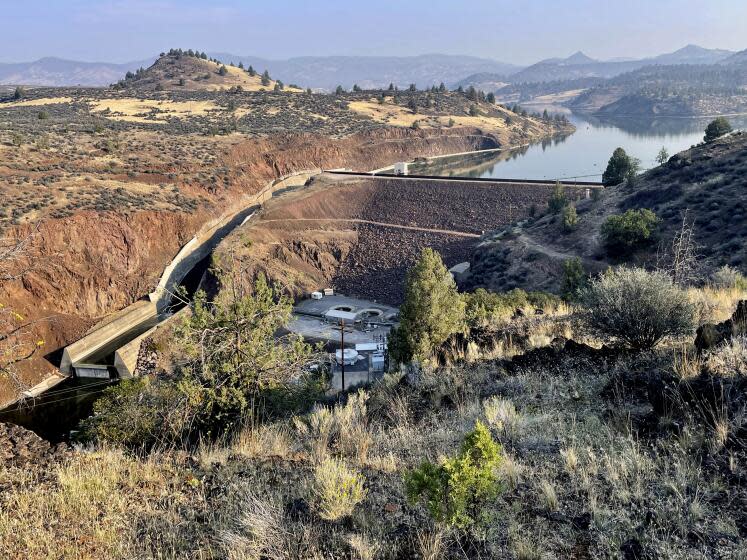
[0,422,70,467]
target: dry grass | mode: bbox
[688,285,747,324]
[0,449,180,559]
[90,97,221,123]
[0,96,74,107]
[347,98,518,134]
[233,423,296,459]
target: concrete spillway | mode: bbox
[55,169,320,381]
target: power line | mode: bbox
[8,383,118,410]
[26,378,118,398]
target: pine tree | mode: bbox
[656,147,670,165]
[602,147,633,186]
[388,249,466,365]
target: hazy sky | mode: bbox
[2,0,746,64]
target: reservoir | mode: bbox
[410,111,747,181]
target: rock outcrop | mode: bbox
[0,422,70,466]
[695,300,747,352]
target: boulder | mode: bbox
[695,300,747,352]
[0,422,70,466]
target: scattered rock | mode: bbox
[0,421,70,466]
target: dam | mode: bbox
[0,152,601,440]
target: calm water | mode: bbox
[411,111,747,182]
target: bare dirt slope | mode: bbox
[218,174,578,304]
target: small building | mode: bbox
[393,161,409,175]
[324,309,358,323]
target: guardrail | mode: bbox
[323,170,604,187]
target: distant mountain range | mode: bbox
[459,45,738,87]
[205,53,520,91]
[0,56,155,87]
[0,45,742,92]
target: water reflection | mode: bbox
[411,110,747,181]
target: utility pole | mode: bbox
[339,319,345,392]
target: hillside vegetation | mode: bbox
[0,49,570,404]
[114,49,297,93]
[465,127,747,295]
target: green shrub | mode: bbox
[561,257,587,301]
[464,288,525,328]
[547,182,567,214]
[405,421,503,528]
[526,291,562,313]
[85,270,320,446]
[80,377,188,449]
[310,457,367,521]
[704,117,732,142]
[464,288,561,329]
[389,248,466,365]
[601,208,660,256]
[580,267,695,349]
[561,204,577,232]
[175,273,316,436]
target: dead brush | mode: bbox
[219,494,290,560]
[233,423,294,459]
[672,343,702,380]
[538,479,559,512]
[414,527,446,560]
[347,533,380,560]
[483,395,522,444]
[293,390,372,465]
[704,336,747,377]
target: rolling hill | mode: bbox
[207,52,521,91]
[114,51,292,92]
[457,45,739,96]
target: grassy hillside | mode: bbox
[466,129,747,294]
[114,50,298,92]
[2,276,746,558]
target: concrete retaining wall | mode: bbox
[113,326,157,379]
[59,168,321,380]
[60,300,158,374]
